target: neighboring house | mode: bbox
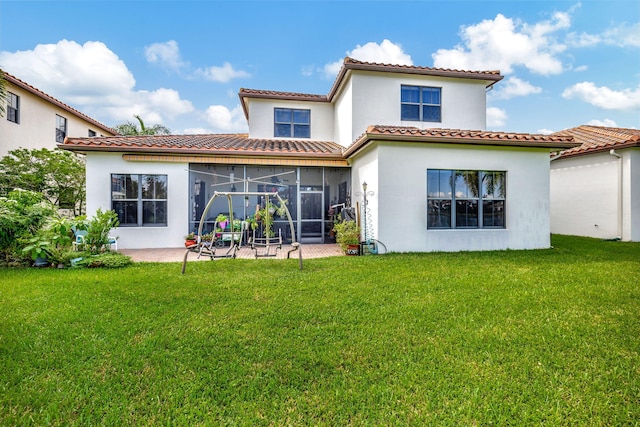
[61,58,577,251]
[1,71,116,157]
[550,125,640,242]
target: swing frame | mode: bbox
[181,191,302,274]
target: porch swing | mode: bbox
[181,190,302,274]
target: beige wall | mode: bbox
[1,81,115,157]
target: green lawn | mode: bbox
[1,235,638,426]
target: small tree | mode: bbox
[0,148,86,215]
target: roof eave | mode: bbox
[60,143,343,158]
[555,140,640,159]
[344,133,578,158]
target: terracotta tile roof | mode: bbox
[238,88,328,102]
[343,125,579,157]
[552,125,640,158]
[239,57,504,118]
[3,71,117,135]
[61,133,345,157]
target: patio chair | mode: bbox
[72,230,88,251]
[107,236,118,251]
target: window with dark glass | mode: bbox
[56,115,67,143]
[274,108,310,138]
[111,174,167,226]
[427,169,505,229]
[401,85,441,122]
[7,92,19,124]
[88,129,96,137]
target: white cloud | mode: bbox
[204,105,248,133]
[145,40,186,71]
[0,40,194,127]
[0,39,135,97]
[183,127,211,135]
[567,22,640,48]
[487,107,507,128]
[602,22,640,48]
[322,39,412,79]
[586,118,618,127]
[492,76,542,100]
[301,64,315,77]
[573,65,588,72]
[195,62,251,83]
[537,128,555,135]
[432,11,571,75]
[562,82,640,110]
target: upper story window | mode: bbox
[111,174,168,227]
[7,92,19,124]
[88,129,96,137]
[56,115,67,143]
[401,85,441,122]
[427,169,506,229]
[274,108,310,138]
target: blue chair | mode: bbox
[72,230,88,251]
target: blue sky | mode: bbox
[1,0,638,136]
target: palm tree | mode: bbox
[114,115,171,135]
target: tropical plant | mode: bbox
[84,209,119,253]
[0,190,57,264]
[114,115,171,136]
[20,214,86,266]
[0,148,86,215]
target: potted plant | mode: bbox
[333,220,361,255]
[255,199,287,238]
[215,214,229,230]
[184,232,197,247]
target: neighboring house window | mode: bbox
[88,129,96,137]
[7,92,19,123]
[56,115,67,143]
[427,169,505,229]
[111,174,168,226]
[401,85,441,122]
[274,108,310,138]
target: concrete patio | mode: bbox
[120,243,343,263]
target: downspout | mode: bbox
[610,149,623,240]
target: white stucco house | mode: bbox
[1,71,116,157]
[550,125,640,242]
[61,57,578,252]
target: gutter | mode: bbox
[610,149,623,240]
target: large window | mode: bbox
[56,115,67,143]
[401,85,441,122]
[274,108,310,138]
[7,92,19,124]
[427,169,505,229]
[112,174,167,226]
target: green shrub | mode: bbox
[74,252,132,269]
[0,190,57,262]
[333,220,360,253]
